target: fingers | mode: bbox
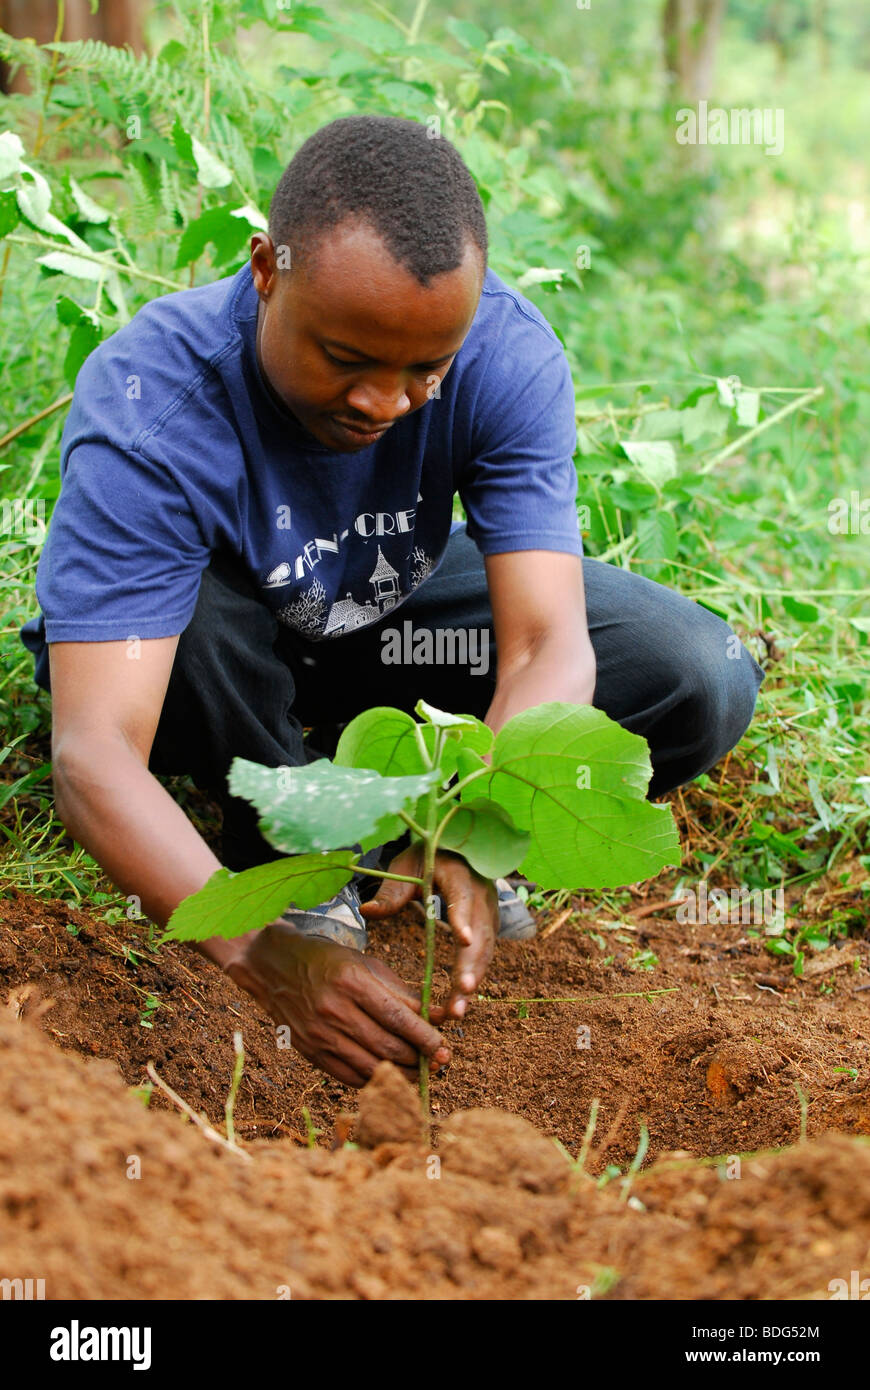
[347,961,449,1062]
[362,956,423,1009]
[359,843,424,919]
[434,858,497,1019]
[339,1000,421,1069]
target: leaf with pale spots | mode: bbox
[227,756,439,855]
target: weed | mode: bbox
[301,1107,321,1150]
[138,994,161,1030]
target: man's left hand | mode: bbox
[359,844,498,1021]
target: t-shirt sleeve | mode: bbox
[457,342,583,557]
[37,441,212,643]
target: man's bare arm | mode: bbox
[483,549,596,734]
[47,636,449,1082]
[48,637,237,963]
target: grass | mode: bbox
[1,2,868,964]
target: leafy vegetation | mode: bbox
[1,0,867,964]
[164,698,679,1108]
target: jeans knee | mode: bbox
[685,619,764,768]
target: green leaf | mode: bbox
[63,318,102,386]
[633,409,684,441]
[16,167,53,228]
[735,389,760,427]
[0,130,25,182]
[175,205,251,269]
[414,699,478,730]
[336,705,492,830]
[766,937,795,957]
[161,852,359,943]
[191,136,233,189]
[437,798,530,879]
[343,12,402,51]
[454,747,489,781]
[69,177,111,223]
[412,700,493,759]
[476,703,681,890]
[635,510,678,579]
[802,932,830,953]
[621,440,678,487]
[679,391,730,445]
[171,116,194,164]
[335,706,426,776]
[227,756,438,855]
[37,250,103,282]
[446,16,490,50]
[56,293,92,327]
[516,266,565,290]
[807,777,833,831]
[782,595,819,623]
[0,189,20,237]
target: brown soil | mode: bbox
[1,881,869,1299]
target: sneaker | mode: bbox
[281,883,368,951]
[494,878,537,940]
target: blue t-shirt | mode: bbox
[21,263,582,689]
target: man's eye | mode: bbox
[324,348,360,367]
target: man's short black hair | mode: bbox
[268,114,488,287]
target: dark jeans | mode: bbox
[149,525,763,874]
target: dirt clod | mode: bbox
[354,1061,427,1148]
[440,1108,570,1194]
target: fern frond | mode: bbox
[0,28,49,72]
[43,38,201,113]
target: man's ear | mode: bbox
[250,233,278,297]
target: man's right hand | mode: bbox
[223,923,451,1088]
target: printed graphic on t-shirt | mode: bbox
[260,491,436,640]
[265,542,435,638]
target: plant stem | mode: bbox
[0,392,73,452]
[351,865,423,886]
[435,765,487,805]
[418,727,446,1118]
[700,386,824,473]
[418,832,438,1118]
[224,1029,244,1147]
[3,233,185,291]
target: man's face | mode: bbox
[250,219,484,451]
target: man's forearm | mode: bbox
[485,631,596,736]
[52,737,238,963]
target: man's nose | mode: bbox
[344,374,412,423]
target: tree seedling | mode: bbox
[163,699,681,1117]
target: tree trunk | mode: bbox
[1,0,145,93]
[662,0,727,100]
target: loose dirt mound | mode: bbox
[1,887,868,1170]
[1,1012,869,1300]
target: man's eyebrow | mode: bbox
[321,337,458,368]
